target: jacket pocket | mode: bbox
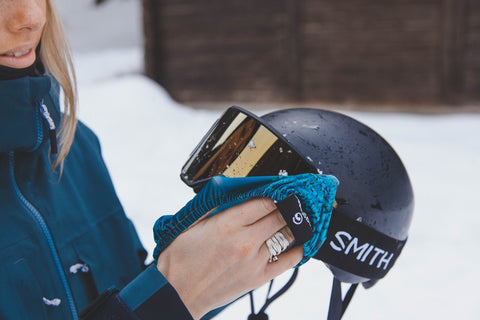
[0,242,48,319]
[72,212,146,302]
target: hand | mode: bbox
[156,197,302,320]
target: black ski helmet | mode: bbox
[182,106,414,285]
[260,108,414,285]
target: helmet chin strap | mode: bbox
[246,270,358,320]
[327,278,358,320]
[247,268,299,319]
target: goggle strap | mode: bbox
[315,211,407,280]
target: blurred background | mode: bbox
[59,0,480,112]
[143,0,480,111]
[55,1,479,319]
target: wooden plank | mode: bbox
[154,0,292,102]
[464,0,480,99]
[285,0,302,100]
[440,0,467,104]
[300,0,442,103]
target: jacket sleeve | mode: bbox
[80,265,193,320]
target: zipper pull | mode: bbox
[39,101,58,154]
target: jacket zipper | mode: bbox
[31,100,44,151]
[39,100,58,154]
[8,152,78,319]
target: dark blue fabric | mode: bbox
[119,265,192,319]
[0,76,52,152]
[81,289,139,320]
[134,279,193,319]
[95,294,139,320]
[82,266,193,320]
[120,265,168,310]
[0,75,188,319]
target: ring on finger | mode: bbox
[266,231,290,263]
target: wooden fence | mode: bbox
[142,0,480,107]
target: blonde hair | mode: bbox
[40,0,77,171]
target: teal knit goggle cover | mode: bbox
[153,173,339,266]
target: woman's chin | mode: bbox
[0,49,36,69]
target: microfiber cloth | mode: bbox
[153,173,338,266]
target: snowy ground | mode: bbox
[61,1,480,319]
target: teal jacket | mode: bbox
[0,75,192,319]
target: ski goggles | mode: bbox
[181,106,322,191]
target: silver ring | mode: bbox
[266,231,290,263]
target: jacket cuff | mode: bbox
[80,288,139,320]
[119,264,193,320]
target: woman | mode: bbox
[0,0,301,319]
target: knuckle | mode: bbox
[275,211,287,227]
[282,227,295,243]
[259,197,276,213]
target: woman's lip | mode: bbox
[0,48,36,69]
[1,49,31,57]
[0,44,33,56]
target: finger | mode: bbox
[225,197,277,226]
[278,226,295,246]
[261,227,295,262]
[251,210,288,243]
[264,246,303,278]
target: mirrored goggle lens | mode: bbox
[181,107,319,189]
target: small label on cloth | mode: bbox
[276,194,314,246]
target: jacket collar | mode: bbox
[0,75,60,153]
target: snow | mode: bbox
[61,1,480,319]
